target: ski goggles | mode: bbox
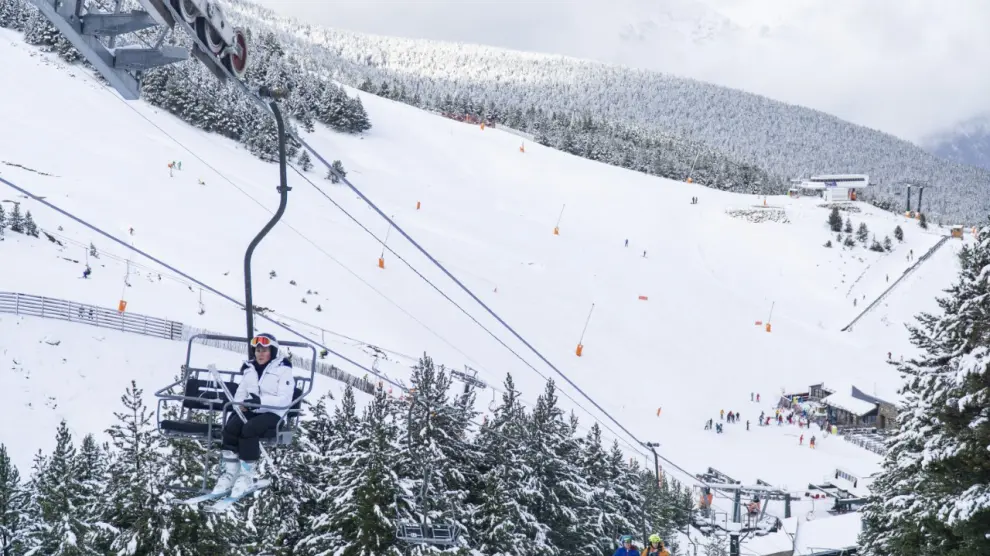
[251,335,274,347]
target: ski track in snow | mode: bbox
[0,27,970,548]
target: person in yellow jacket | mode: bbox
[642,534,670,556]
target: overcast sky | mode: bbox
[253,0,989,143]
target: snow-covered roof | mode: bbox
[793,513,862,555]
[743,528,794,556]
[821,391,877,416]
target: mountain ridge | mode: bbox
[225,0,990,224]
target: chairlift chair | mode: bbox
[394,498,458,547]
[154,333,316,494]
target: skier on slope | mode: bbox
[642,534,670,556]
[613,535,640,555]
[212,333,295,497]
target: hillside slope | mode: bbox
[0,28,956,516]
[215,0,990,225]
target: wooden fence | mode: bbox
[0,291,183,340]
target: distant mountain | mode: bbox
[226,0,990,223]
[922,114,990,171]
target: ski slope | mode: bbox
[0,28,959,534]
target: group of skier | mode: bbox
[613,534,670,556]
[705,408,749,433]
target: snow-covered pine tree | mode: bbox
[297,390,353,555]
[828,207,843,232]
[326,382,405,555]
[0,204,6,234]
[395,355,476,552]
[100,380,241,554]
[298,150,313,172]
[844,218,853,234]
[883,236,893,252]
[894,225,904,241]
[73,434,108,550]
[244,432,312,554]
[348,96,372,133]
[857,222,870,244]
[0,0,26,30]
[23,212,37,238]
[860,223,990,556]
[8,204,23,234]
[156,381,243,553]
[607,442,646,547]
[242,110,280,163]
[327,160,346,184]
[472,373,546,555]
[576,423,614,554]
[22,420,98,555]
[0,444,27,556]
[526,379,592,555]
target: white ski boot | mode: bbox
[211,450,240,495]
[230,460,260,498]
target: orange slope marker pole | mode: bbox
[554,203,566,236]
[379,217,394,270]
[576,302,595,356]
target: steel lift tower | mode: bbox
[26,0,249,100]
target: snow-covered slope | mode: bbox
[0,28,961,525]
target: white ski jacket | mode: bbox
[234,357,296,418]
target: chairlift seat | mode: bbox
[159,383,304,446]
[396,522,457,545]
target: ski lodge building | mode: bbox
[791,174,870,202]
[784,382,898,430]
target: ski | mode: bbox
[173,489,230,506]
[205,480,270,512]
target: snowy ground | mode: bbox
[0,28,968,550]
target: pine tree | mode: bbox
[870,239,885,252]
[608,442,646,546]
[73,435,107,550]
[395,356,477,552]
[245,436,311,554]
[894,225,904,241]
[88,242,97,258]
[327,160,346,184]
[347,97,372,133]
[0,444,26,556]
[155,396,241,554]
[883,236,893,252]
[526,380,592,554]
[8,204,23,234]
[23,212,37,238]
[857,222,870,244]
[844,217,853,234]
[242,108,280,162]
[99,381,241,554]
[324,382,404,555]
[860,224,990,556]
[297,390,351,554]
[0,204,6,235]
[472,374,545,555]
[22,420,97,555]
[828,206,843,232]
[298,150,313,172]
[919,212,928,229]
[577,424,615,554]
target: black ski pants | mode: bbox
[221,410,281,462]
